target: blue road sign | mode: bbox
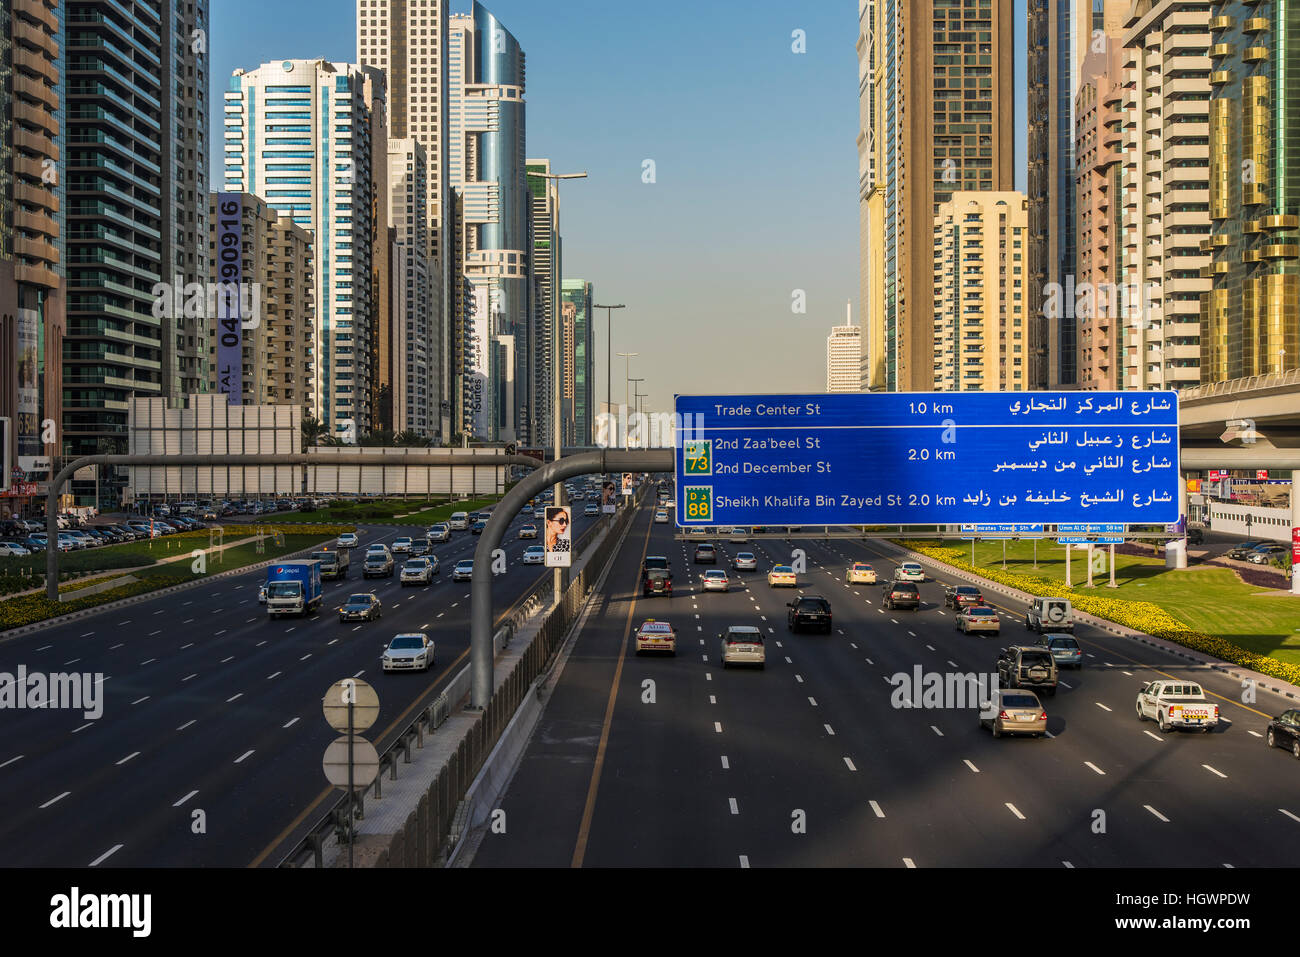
[674,392,1179,527]
[960,524,1045,540]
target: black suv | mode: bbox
[787,596,832,633]
[996,646,1059,696]
[642,556,672,596]
[694,544,716,564]
[882,581,920,610]
[944,585,983,609]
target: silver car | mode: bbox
[400,558,434,586]
[382,633,435,672]
[720,626,765,669]
[732,552,757,571]
[426,524,451,543]
[452,559,475,582]
[979,689,1047,738]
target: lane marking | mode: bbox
[1202,765,1227,779]
[1006,803,1025,820]
[868,801,885,819]
[1085,761,1106,776]
[176,720,196,731]
[963,760,979,773]
[843,757,857,771]
[1144,805,1169,822]
[721,756,729,769]
[89,844,123,867]
[173,790,198,807]
[234,750,255,764]
[931,725,944,737]
[116,751,139,766]
[824,724,835,736]
[284,717,300,729]
[729,798,739,815]
[40,792,70,809]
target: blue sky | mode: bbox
[211,0,1027,415]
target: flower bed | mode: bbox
[906,540,1300,687]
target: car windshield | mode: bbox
[1002,694,1040,708]
[737,553,754,560]
[893,584,918,593]
[457,561,474,569]
[799,599,830,611]
[644,557,669,570]
[705,571,726,578]
[727,631,761,644]
[967,607,994,616]
[390,636,424,650]
[366,555,387,563]
[1049,637,1079,649]
[773,566,792,574]
[267,582,301,597]
[403,561,425,570]
[854,564,873,570]
[1021,651,1053,666]
[345,595,372,605]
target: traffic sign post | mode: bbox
[675,392,1179,526]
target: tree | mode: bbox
[301,415,329,447]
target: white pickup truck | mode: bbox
[1135,681,1220,733]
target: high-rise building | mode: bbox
[448,3,527,441]
[1119,0,1210,391]
[560,279,593,446]
[358,0,451,440]
[931,191,1029,391]
[386,138,439,437]
[1026,0,1127,389]
[526,159,560,447]
[62,0,208,506]
[826,318,863,393]
[1201,0,1300,380]
[224,59,386,436]
[869,0,1015,392]
[1,0,63,486]
[857,0,886,390]
[205,193,314,408]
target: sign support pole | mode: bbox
[347,697,354,870]
[1086,543,1094,587]
[1065,545,1072,588]
[1108,543,1117,588]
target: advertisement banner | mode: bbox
[469,286,490,438]
[601,481,617,514]
[544,505,572,567]
[15,307,40,465]
[621,472,633,497]
[214,192,244,405]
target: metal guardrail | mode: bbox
[1180,369,1300,401]
[276,487,646,868]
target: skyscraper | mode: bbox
[560,279,593,446]
[224,59,386,435]
[526,159,560,448]
[826,318,863,393]
[358,0,451,440]
[448,3,527,441]
[62,0,208,506]
[1201,0,1300,380]
[1026,0,1127,389]
[868,0,1015,392]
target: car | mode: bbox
[1185,526,1204,546]
[584,503,600,516]
[701,569,730,592]
[882,581,920,610]
[719,626,765,669]
[391,537,413,554]
[1026,597,1073,633]
[534,508,545,519]
[469,512,489,524]
[654,509,669,524]
[518,524,538,540]
[1035,634,1082,668]
[363,551,394,579]
[693,543,716,564]
[944,585,983,609]
[728,527,748,543]
[845,562,877,585]
[339,593,383,622]
[955,605,1000,634]
[979,689,1048,738]
[400,558,434,586]
[997,646,1059,696]
[767,565,797,587]
[665,499,675,509]
[894,562,925,582]
[1226,539,1266,560]
[732,552,757,571]
[641,556,673,596]
[1247,544,1289,565]
[522,545,545,564]
[258,584,268,603]
[382,633,435,672]
[471,521,486,535]
[408,540,430,557]
[1265,709,1300,759]
[787,596,832,633]
[426,524,451,543]
[0,543,31,557]
[452,559,475,582]
[635,619,677,656]
[1135,680,1219,731]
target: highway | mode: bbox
[0,502,606,867]
[471,501,1300,867]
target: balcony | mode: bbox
[1260,214,1299,232]
[1261,244,1299,259]
[1243,17,1269,32]
[1209,15,1233,29]
[1210,70,1233,85]
[1243,46,1268,62]
[15,0,58,33]
[1209,43,1234,59]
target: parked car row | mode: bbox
[0,516,209,555]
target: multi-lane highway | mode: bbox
[0,503,605,867]
[471,502,1300,867]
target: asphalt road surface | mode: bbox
[472,506,1300,867]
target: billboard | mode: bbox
[544,505,572,567]
[214,193,244,405]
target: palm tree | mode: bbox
[301,415,328,447]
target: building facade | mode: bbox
[869,0,1015,392]
[205,193,314,409]
[1201,0,1300,380]
[223,59,385,436]
[931,191,1029,391]
[560,278,593,446]
[826,321,863,393]
[526,158,559,447]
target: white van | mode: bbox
[448,511,469,531]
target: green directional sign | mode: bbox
[683,486,713,524]
[683,439,712,476]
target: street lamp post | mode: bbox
[617,352,638,449]
[531,170,587,602]
[595,303,625,440]
[629,379,645,447]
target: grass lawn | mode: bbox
[933,539,1300,667]
[288,496,502,526]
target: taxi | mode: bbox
[845,562,877,585]
[767,565,797,587]
[635,619,677,656]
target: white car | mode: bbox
[522,545,545,564]
[452,559,475,582]
[701,569,730,592]
[665,499,675,509]
[732,552,757,571]
[391,537,413,554]
[728,527,748,543]
[767,565,797,587]
[382,633,435,673]
[720,626,765,669]
[654,509,669,524]
[518,524,538,540]
[1135,680,1220,732]
[584,503,600,516]
[534,508,546,519]
[337,532,358,549]
[635,619,677,655]
[400,558,434,586]
[894,562,925,583]
[845,562,877,584]
[426,524,451,543]
[0,543,31,557]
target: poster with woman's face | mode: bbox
[601,482,616,513]
[621,473,633,496]
[544,506,572,567]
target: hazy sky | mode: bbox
[210,0,1028,417]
